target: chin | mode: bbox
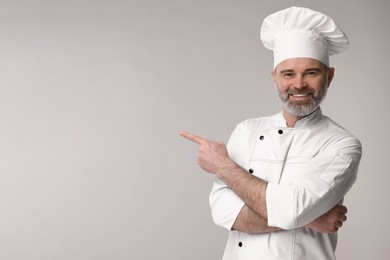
[284,103,319,117]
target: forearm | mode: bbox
[232,204,282,233]
[217,161,269,220]
[233,203,346,234]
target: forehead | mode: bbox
[276,58,325,72]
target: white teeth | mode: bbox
[293,94,309,97]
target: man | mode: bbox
[180,6,362,260]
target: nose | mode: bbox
[292,75,308,89]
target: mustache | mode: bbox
[287,88,313,95]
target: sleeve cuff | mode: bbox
[266,183,297,230]
[210,188,245,230]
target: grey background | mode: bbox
[0,0,388,259]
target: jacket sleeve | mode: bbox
[266,136,362,230]
[209,123,249,230]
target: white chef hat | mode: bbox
[261,6,349,68]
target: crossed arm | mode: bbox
[234,203,346,233]
[180,131,347,233]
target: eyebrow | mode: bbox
[279,69,294,74]
[305,68,322,72]
[278,68,322,74]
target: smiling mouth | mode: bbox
[290,93,312,98]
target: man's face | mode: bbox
[272,58,334,117]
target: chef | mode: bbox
[180,6,362,260]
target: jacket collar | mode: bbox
[278,107,323,128]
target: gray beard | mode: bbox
[278,86,328,117]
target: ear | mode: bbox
[327,67,335,87]
[271,68,276,83]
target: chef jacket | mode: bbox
[209,108,362,260]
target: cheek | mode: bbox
[276,83,290,94]
[311,80,327,93]
[276,84,289,100]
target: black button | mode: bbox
[249,168,254,174]
[238,242,243,247]
[259,135,264,140]
[278,129,283,134]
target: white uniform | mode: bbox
[209,108,362,260]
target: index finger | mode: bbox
[179,131,207,145]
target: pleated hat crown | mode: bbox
[261,6,349,68]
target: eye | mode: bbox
[305,71,319,77]
[282,72,295,78]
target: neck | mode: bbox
[282,109,305,127]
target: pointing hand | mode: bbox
[180,131,234,176]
